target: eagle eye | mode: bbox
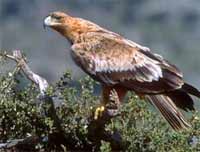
[52,14,62,20]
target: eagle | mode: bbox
[44,11,200,130]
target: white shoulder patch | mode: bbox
[94,52,163,82]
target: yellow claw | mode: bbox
[94,106,105,120]
[100,106,105,111]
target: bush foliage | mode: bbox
[0,58,200,151]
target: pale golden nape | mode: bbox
[44,11,200,130]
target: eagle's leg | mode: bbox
[94,85,111,120]
[94,85,127,119]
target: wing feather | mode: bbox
[71,31,183,93]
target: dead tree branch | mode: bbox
[0,50,48,94]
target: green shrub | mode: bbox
[0,61,200,151]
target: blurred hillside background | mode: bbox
[1,0,200,87]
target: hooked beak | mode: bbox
[43,15,52,29]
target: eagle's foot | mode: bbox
[93,105,119,120]
[94,106,105,120]
[94,89,121,120]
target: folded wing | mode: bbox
[71,31,183,94]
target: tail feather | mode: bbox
[166,90,194,111]
[146,94,191,130]
[182,83,200,98]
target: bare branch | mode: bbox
[0,50,48,94]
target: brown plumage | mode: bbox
[44,11,200,130]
